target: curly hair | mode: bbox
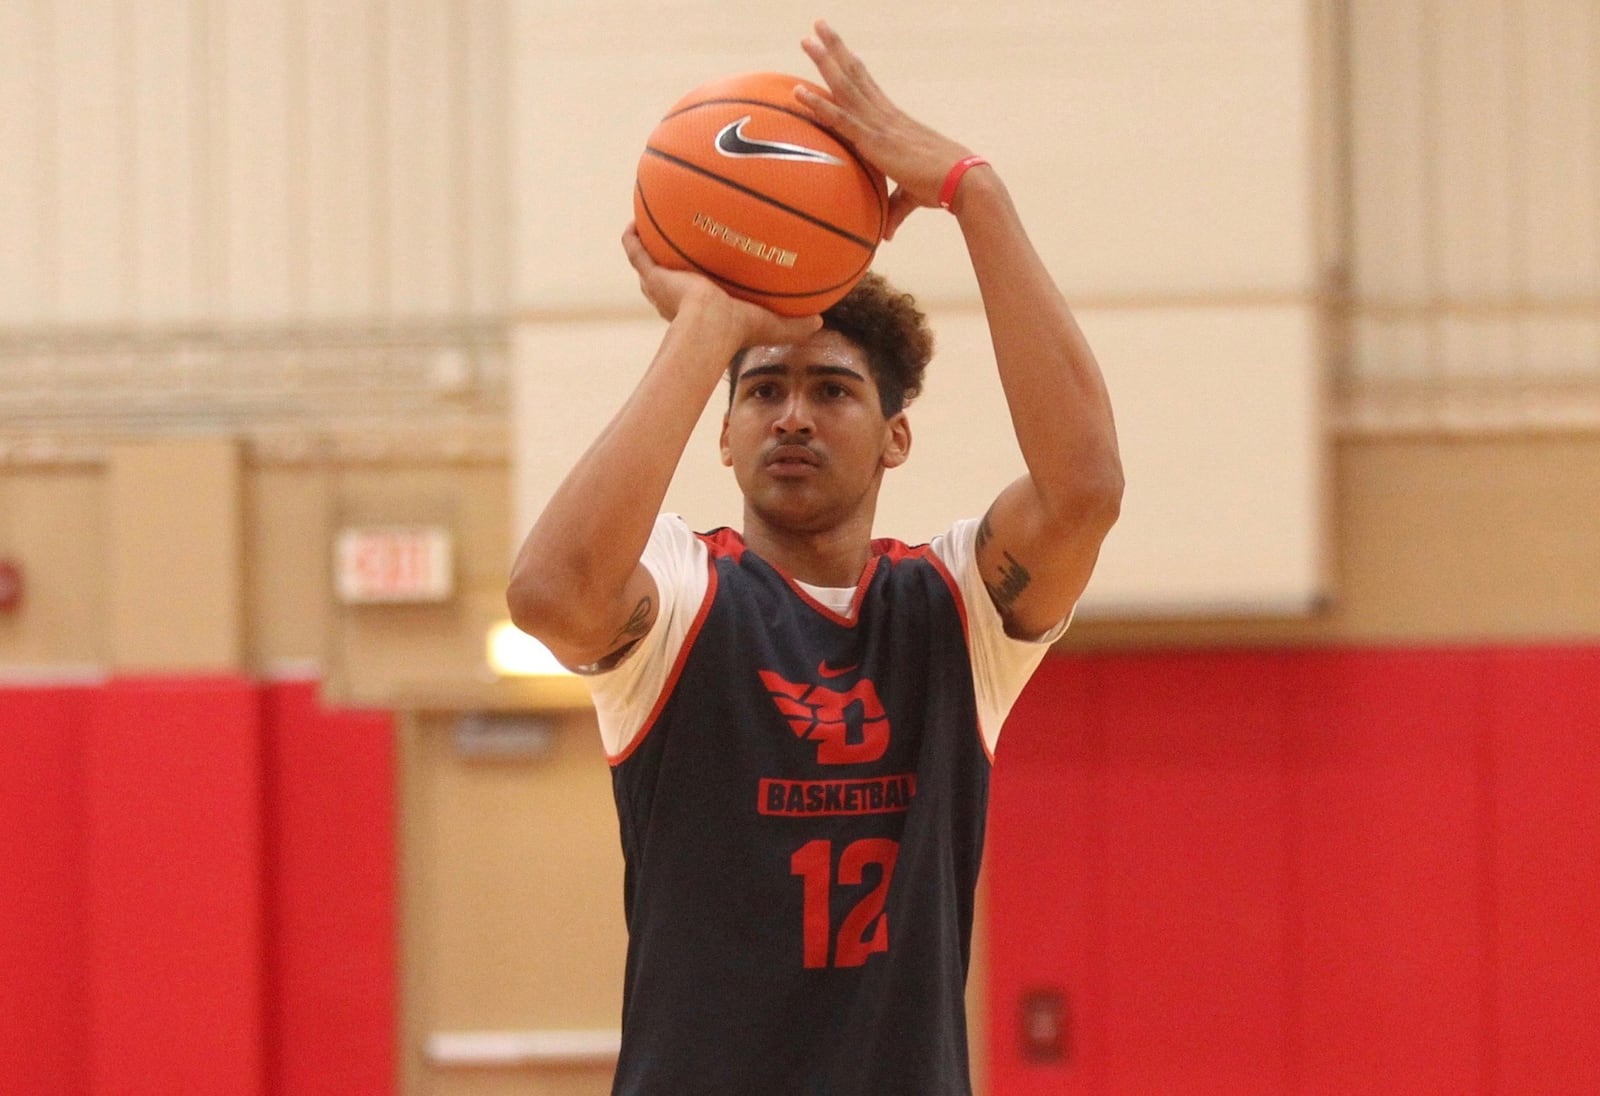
[728,271,933,417]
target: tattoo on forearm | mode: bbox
[609,596,653,646]
[984,551,1032,616]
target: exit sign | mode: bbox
[335,526,454,604]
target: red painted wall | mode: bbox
[0,686,93,1096]
[0,677,394,1096]
[84,677,267,1095]
[263,680,397,1096]
[7,650,1591,1094]
[988,646,1600,1096]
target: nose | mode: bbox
[772,391,814,435]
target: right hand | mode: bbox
[795,21,977,240]
[622,225,822,346]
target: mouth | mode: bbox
[765,444,822,476]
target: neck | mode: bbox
[740,508,876,587]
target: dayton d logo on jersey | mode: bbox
[759,667,890,765]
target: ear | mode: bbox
[881,411,911,470]
[719,412,733,467]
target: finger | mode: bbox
[793,83,862,143]
[802,23,867,103]
[774,314,824,342]
[800,34,847,96]
[811,21,886,107]
[884,188,919,241]
[792,83,837,122]
[621,226,655,273]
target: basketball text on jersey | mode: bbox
[691,211,799,268]
[758,773,918,816]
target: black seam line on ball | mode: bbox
[635,182,872,301]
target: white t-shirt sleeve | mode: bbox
[930,517,1073,755]
[582,513,709,759]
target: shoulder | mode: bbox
[929,517,1071,753]
[585,514,713,757]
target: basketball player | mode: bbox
[507,20,1121,1096]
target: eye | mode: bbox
[746,381,780,400]
[822,382,850,399]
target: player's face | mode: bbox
[721,329,909,535]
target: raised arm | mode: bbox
[506,230,821,670]
[797,21,1123,638]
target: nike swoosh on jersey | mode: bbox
[714,117,845,165]
[817,660,859,679]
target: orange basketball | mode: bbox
[634,72,888,317]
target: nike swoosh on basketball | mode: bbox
[715,117,844,165]
[817,660,858,679]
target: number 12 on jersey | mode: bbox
[790,838,900,969]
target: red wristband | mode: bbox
[937,155,990,210]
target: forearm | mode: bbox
[954,169,1123,520]
[508,296,744,636]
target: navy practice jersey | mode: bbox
[607,527,994,1096]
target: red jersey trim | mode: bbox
[702,526,885,629]
[607,551,720,767]
[785,553,882,628]
[701,527,746,562]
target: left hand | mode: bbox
[622,224,822,346]
[795,20,975,240]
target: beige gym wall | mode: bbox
[5,2,1600,1095]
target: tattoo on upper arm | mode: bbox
[975,511,995,552]
[609,596,653,647]
[984,550,1032,618]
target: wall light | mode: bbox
[486,620,575,679]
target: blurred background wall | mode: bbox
[1,2,1597,1094]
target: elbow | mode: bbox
[505,570,554,643]
[1048,457,1124,538]
[1097,461,1125,526]
[505,565,580,651]
[1082,472,1124,539]
[505,563,615,667]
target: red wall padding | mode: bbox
[262,680,397,1096]
[7,651,1590,1095]
[989,646,1600,1096]
[1483,648,1600,1095]
[0,677,394,1096]
[84,676,267,1096]
[0,686,93,1096]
